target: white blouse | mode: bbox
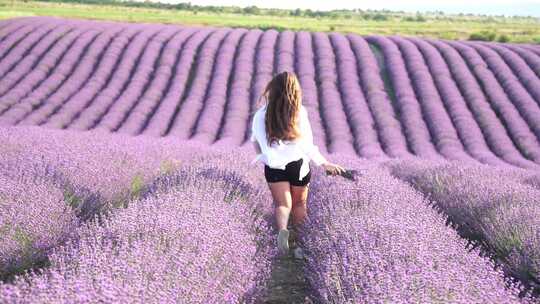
[250,103,327,181]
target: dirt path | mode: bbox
[260,225,312,304]
[261,253,311,304]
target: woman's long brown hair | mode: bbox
[256,71,303,146]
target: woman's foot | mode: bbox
[277,229,290,255]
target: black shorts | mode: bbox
[264,158,311,186]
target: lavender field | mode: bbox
[0,15,540,303]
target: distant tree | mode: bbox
[469,31,496,41]
[266,8,281,16]
[243,5,260,15]
[329,12,340,19]
[497,34,510,43]
[257,25,287,32]
[173,2,191,10]
[415,14,426,22]
[292,8,302,16]
[372,13,388,21]
[206,5,220,13]
[314,10,330,18]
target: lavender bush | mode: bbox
[141,28,214,137]
[0,166,274,303]
[0,125,276,303]
[1,16,540,167]
[0,162,78,281]
[1,15,540,303]
[347,34,411,158]
[390,36,474,163]
[0,19,74,98]
[367,35,443,160]
[93,26,182,132]
[428,39,540,170]
[447,41,540,163]
[67,24,164,131]
[290,31,328,154]
[166,28,231,138]
[213,29,262,146]
[190,29,248,144]
[329,33,385,158]
[312,32,356,155]
[0,126,180,218]
[300,158,534,303]
[407,37,507,167]
[15,29,109,126]
[389,159,540,295]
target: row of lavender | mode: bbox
[389,159,540,296]
[300,154,540,302]
[1,125,540,302]
[0,126,275,303]
[1,17,540,168]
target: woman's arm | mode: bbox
[250,112,263,155]
[253,140,262,154]
[299,106,345,175]
[299,106,328,166]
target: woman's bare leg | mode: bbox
[267,181,292,231]
[290,182,309,227]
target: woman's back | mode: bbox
[250,103,326,170]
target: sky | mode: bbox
[153,0,540,17]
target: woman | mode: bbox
[250,71,346,258]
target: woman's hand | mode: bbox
[322,162,346,176]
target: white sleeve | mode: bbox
[250,112,258,142]
[249,111,263,165]
[250,126,256,142]
[299,106,327,166]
